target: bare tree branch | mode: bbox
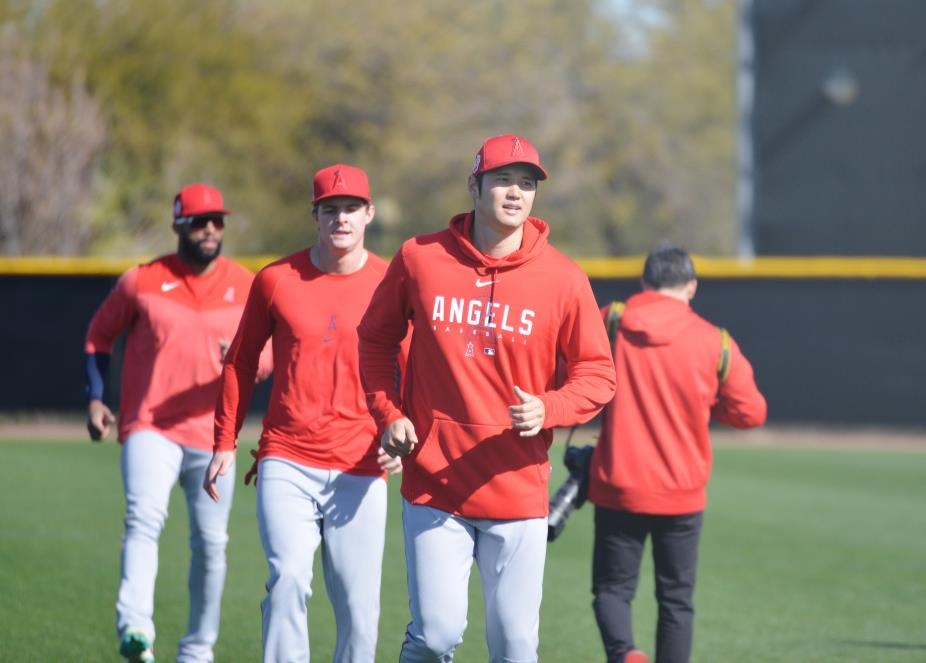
[0,23,105,255]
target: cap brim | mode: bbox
[530,164,548,181]
[174,209,230,221]
[478,161,548,181]
[312,193,371,205]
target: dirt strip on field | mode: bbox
[0,415,922,451]
[0,415,265,443]
[708,425,925,452]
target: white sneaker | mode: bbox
[119,627,155,662]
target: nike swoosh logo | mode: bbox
[475,278,498,288]
[161,281,181,292]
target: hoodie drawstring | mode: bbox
[488,267,498,321]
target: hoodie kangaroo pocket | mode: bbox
[408,417,550,517]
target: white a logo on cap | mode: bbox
[471,153,482,174]
[332,169,346,190]
[511,136,524,157]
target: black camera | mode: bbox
[547,444,594,542]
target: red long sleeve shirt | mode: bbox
[589,291,767,514]
[85,254,265,450]
[215,249,390,475]
[358,213,617,518]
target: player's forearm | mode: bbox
[364,389,406,433]
[214,363,255,452]
[540,354,617,428]
[85,352,111,402]
[712,386,767,428]
[712,356,767,428]
[358,332,406,426]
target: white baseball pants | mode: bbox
[256,457,387,663]
[399,501,547,663]
[117,430,234,663]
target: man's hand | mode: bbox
[509,385,545,437]
[377,446,403,475]
[86,400,116,442]
[242,448,260,485]
[203,450,236,502]
[218,338,231,362]
[381,418,418,458]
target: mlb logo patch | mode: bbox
[483,348,495,356]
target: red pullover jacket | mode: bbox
[85,254,269,450]
[215,249,393,475]
[588,291,767,515]
[358,213,616,519]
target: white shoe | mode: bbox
[119,627,155,662]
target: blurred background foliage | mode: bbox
[0,0,737,258]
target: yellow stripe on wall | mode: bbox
[0,255,280,276]
[579,256,926,279]
[1,255,926,279]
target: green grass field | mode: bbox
[1,436,924,662]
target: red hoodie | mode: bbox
[588,290,767,515]
[358,213,616,519]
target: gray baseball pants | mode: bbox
[399,501,547,663]
[256,457,387,663]
[117,429,234,663]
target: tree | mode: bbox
[0,21,105,255]
[3,0,740,258]
[563,0,740,255]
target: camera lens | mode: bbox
[547,445,595,542]
[547,475,581,541]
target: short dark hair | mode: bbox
[474,173,485,194]
[642,243,696,289]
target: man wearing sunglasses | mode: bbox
[84,183,272,663]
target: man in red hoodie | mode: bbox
[588,244,767,663]
[358,134,617,662]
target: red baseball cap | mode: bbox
[313,164,371,205]
[173,183,230,219]
[471,134,548,181]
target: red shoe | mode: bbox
[623,650,649,663]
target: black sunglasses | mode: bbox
[178,215,225,230]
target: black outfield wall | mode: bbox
[3,273,273,417]
[591,276,925,428]
[751,0,926,256]
[2,262,924,428]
